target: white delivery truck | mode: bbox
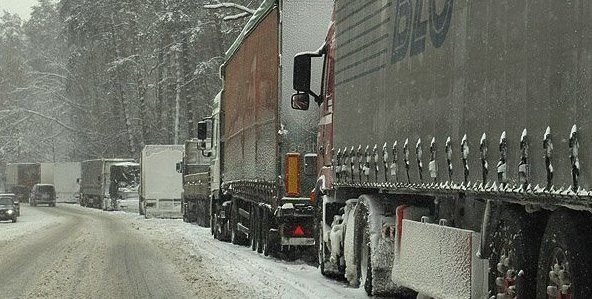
[140,145,184,218]
[54,162,81,203]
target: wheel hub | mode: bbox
[494,248,520,299]
[546,248,571,299]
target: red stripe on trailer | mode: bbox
[396,205,409,251]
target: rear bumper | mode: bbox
[34,200,55,205]
[277,197,315,246]
[281,237,315,246]
[145,199,182,219]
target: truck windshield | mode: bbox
[112,166,140,188]
[38,186,55,193]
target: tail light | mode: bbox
[285,153,301,197]
[309,189,316,205]
[284,222,312,237]
[293,225,305,237]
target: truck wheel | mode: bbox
[318,221,331,277]
[256,206,264,254]
[230,199,246,245]
[262,209,276,257]
[12,217,17,223]
[210,199,215,235]
[488,205,541,298]
[354,201,373,294]
[139,199,145,215]
[250,205,258,251]
[536,209,592,297]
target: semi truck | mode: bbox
[177,139,210,226]
[54,162,81,203]
[139,145,183,218]
[198,0,333,256]
[5,163,40,204]
[80,159,138,210]
[291,0,592,298]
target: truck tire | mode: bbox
[256,206,264,254]
[488,205,541,298]
[250,204,258,251]
[210,198,215,235]
[181,197,188,222]
[536,209,592,297]
[139,198,145,216]
[354,201,373,294]
[12,217,17,223]
[318,220,331,277]
[230,198,247,245]
[262,209,276,257]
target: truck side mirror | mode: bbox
[176,162,183,173]
[291,93,310,111]
[197,121,208,140]
[293,54,312,92]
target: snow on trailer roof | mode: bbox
[82,158,135,163]
[142,145,184,157]
[111,162,139,167]
[223,0,276,65]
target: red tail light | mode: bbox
[294,225,305,237]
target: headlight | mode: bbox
[6,210,14,215]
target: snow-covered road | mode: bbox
[0,204,366,298]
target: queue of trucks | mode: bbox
[5,0,592,297]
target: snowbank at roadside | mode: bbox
[107,208,366,298]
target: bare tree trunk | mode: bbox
[182,39,194,139]
[110,15,136,154]
[137,75,147,147]
[155,42,165,143]
[174,47,182,145]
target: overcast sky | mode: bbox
[1,0,39,20]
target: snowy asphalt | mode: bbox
[0,204,366,298]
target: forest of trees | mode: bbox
[0,0,261,164]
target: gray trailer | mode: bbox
[292,0,592,297]
[201,0,333,256]
[80,159,137,210]
[5,163,40,205]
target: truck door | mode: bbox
[319,32,335,169]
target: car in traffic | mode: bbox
[30,184,56,207]
[0,194,18,223]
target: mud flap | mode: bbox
[392,219,488,298]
